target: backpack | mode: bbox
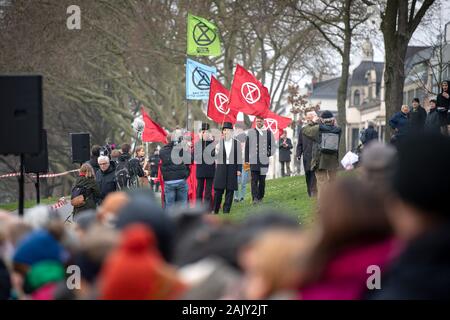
[319,132,340,154]
[71,186,87,208]
[115,159,140,190]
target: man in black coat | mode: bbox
[149,149,160,192]
[245,116,275,205]
[213,122,242,214]
[296,111,317,197]
[409,97,427,133]
[117,143,145,189]
[368,134,450,299]
[96,155,117,203]
[194,123,216,211]
[88,145,101,175]
[278,130,293,177]
[424,99,442,135]
[361,122,379,146]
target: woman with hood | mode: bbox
[436,80,450,135]
[71,163,101,216]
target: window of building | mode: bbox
[354,90,360,106]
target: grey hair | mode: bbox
[97,155,110,163]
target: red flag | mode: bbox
[207,76,238,124]
[141,107,168,143]
[252,110,292,140]
[229,64,270,117]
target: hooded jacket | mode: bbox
[96,161,117,202]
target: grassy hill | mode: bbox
[0,197,60,212]
[222,175,316,225]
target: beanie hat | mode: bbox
[392,133,450,217]
[24,261,65,293]
[321,110,334,119]
[13,229,65,267]
[100,224,186,300]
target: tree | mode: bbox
[380,0,435,140]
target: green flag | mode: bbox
[187,13,221,56]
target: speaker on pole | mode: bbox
[71,133,90,164]
[24,129,49,174]
[0,75,43,155]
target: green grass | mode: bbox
[0,197,60,212]
[221,175,316,225]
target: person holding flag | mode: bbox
[245,116,275,205]
[213,122,242,214]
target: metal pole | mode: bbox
[186,100,189,131]
[36,173,40,204]
[19,154,25,216]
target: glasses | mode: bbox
[99,163,109,166]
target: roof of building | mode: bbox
[350,61,384,86]
[310,77,341,100]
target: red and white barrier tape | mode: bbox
[50,197,67,209]
[0,169,79,180]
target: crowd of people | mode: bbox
[0,130,449,300]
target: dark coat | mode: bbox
[389,111,409,136]
[194,139,216,178]
[159,142,190,181]
[278,137,293,162]
[436,91,450,125]
[72,176,100,215]
[362,126,379,145]
[149,154,160,176]
[117,153,145,177]
[95,161,117,202]
[368,223,450,300]
[296,125,315,172]
[409,105,427,132]
[424,108,442,134]
[213,139,242,191]
[245,128,274,172]
[88,158,100,175]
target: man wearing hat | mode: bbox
[245,115,275,205]
[193,123,216,211]
[302,110,341,201]
[213,122,242,214]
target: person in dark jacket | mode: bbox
[424,99,442,134]
[361,122,379,146]
[72,163,101,216]
[297,111,317,197]
[213,122,242,214]
[409,98,427,133]
[388,105,410,144]
[95,155,117,203]
[369,134,450,299]
[278,130,293,177]
[194,123,216,211]
[245,116,275,205]
[117,143,145,189]
[88,145,101,175]
[436,80,450,135]
[149,149,160,192]
[159,133,190,208]
[0,259,11,300]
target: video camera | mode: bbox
[99,143,115,158]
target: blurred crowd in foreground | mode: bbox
[0,133,449,300]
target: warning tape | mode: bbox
[50,197,67,209]
[0,169,80,179]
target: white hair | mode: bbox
[97,155,109,163]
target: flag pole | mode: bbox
[186,99,189,131]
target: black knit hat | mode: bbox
[392,133,450,217]
[222,122,233,130]
[321,110,334,119]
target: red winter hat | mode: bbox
[100,224,186,300]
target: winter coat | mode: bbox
[389,111,409,136]
[194,139,216,179]
[213,139,242,191]
[302,123,341,171]
[296,125,315,172]
[361,126,379,145]
[300,238,397,300]
[368,223,450,299]
[71,176,100,215]
[278,138,293,162]
[159,142,190,182]
[245,128,274,172]
[95,161,117,202]
[149,154,160,176]
[436,91,450,125]
[424,108,442,134]
[88,158,100,175]
[409,105,427,132]
[117,153,144,178]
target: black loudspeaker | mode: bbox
[0,75,43,155]
[24,129,49,173]
[71,133,90,163]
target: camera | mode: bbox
[99,143,114,157]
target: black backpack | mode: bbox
[115,159,139,190]
[71,186,88,208]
